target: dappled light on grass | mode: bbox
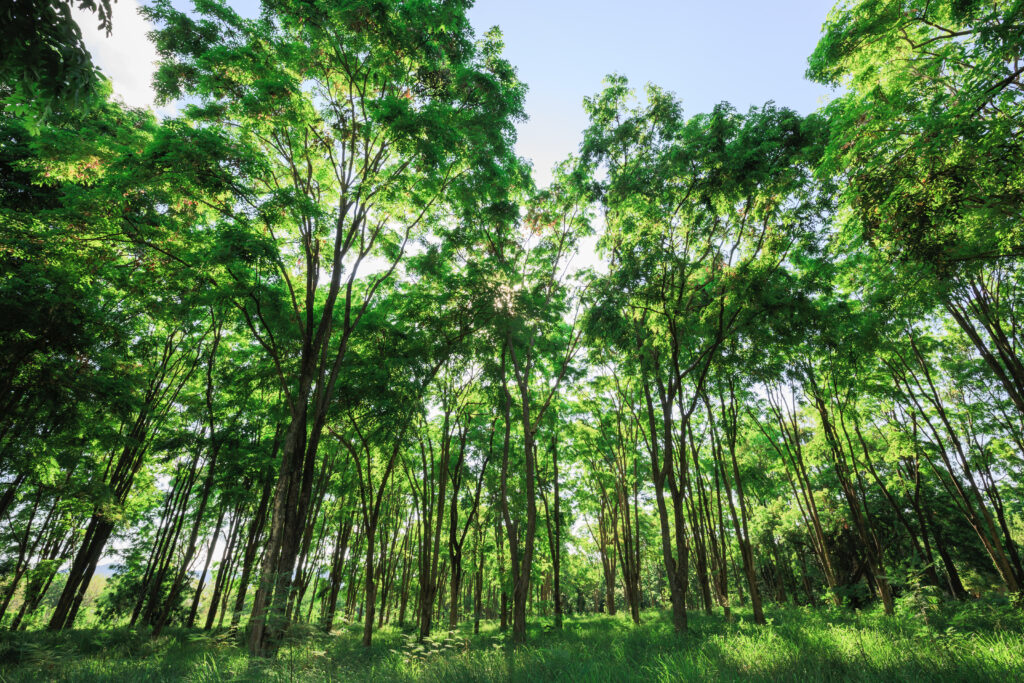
[2,606,1023,682]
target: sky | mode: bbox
[76,0,840,187]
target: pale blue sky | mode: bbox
[83,0,840,186]
[467,1,838,184]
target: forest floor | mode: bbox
[1,603,1022,682]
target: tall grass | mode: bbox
[1,602,1021,682]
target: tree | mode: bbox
[810,0,1024,428]
[144,0,525,656]
[493,171,589,643]
[1,0,114,125]
[582,77,829,630]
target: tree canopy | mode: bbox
[1,0,1023,676]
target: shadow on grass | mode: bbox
[0,605,1021,682]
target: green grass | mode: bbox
[1,604,1022,682]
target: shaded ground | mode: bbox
[1,603,1022,682]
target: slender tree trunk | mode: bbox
[321,511,354,631]
[231,459,275,629]
[209,507,244,629]
[184,502,226,629]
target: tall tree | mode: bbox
[582,78,829,630]
[145,0,524,655]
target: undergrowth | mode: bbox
[1,601,1022,682]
